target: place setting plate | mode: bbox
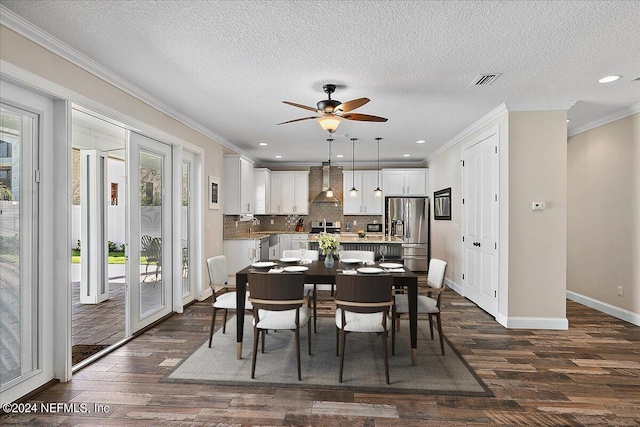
[283,266,309,272]
[340,258,362,264]
[251,261,275,268]
[279,258,301,263]
[379,262,404,269]
[357,267,384,274]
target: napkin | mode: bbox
[363,260,375,266]
[340,270,357,275]
[387,268,405,273]
[299,259,312,265]
[268,268,283,273]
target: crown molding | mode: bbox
[0,5,253,161]
[425,103,508,163]
[568,102,640,137]
[504,101,576,111]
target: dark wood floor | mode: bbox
[3,287,640,426]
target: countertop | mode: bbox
[308,233,404,243]
[224,231,309,240]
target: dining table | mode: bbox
[234,259,420,366]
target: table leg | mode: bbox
[236,272,248,359]
[408,280,418,366]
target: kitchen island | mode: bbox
[308,233,404,260]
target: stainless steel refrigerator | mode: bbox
[385,197,430,271]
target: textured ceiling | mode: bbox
[2,1,639,167]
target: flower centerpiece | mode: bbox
[318,233,340,268]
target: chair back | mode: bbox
[339,250,375,262]
[335,274,393,314]
[207,255,229,287]
[427,258,447,289]
[248,272,305,311]
[282,249,319,261]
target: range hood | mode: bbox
[311,162,340,203]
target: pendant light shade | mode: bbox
[374,137,383,197]
[349,138,358,197]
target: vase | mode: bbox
[324,251,335,268]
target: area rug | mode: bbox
[164,316,492,396]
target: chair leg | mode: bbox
[222,309,228,334]
[396,316,401,331]
[428,315,434,340]
[339,329,346,382]
[382,330,390,384]
[308,318,312,355]
[391,311,396,356]
[295,328,301,381]
[251,326,259,379]
[313,285,317,333]
[261,329,265,353]
[336,326,340,357]
[331,283,335,296]
[436,313,445,355]
[208,307,217,348]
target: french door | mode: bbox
[126,132,173,333]
[462,130,499,316]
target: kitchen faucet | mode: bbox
[322,218,326,233]
[249,216,260,236]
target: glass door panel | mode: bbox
[181,152,194,299]
[0,104,37,388]
[126,132,172,333]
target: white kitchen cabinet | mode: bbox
[382,168,429,196]
[270,171,309,214]
[223,155,254,214]
[278,234,292,256]
[291,234,309,250]
[223,239,259,277]
[342,170,384,215]
[253,168,270,214]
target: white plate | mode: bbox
[357,267,383,274]
[283,266,309,272]
[279,258,301,263]
[340,258,362,264]
[251,261,275,268]
[379,262,403,269]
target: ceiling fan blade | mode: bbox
[342,113,388,122]
[282,101,319,113]
[335,97,370,113]
[276,116,318,125]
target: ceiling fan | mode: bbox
[277,84,388,133]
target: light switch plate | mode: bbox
[532,202,545,211]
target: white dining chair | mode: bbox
[393,258,447,355]
[206,255,253,347]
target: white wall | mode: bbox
[567,113,639,317]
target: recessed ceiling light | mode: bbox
[259,142,268,146]
[598,75,621,83]
[403,154,411,157]
[274,155,282,159]
[566,119,570,123]
[336,154,344,158]
[416,140,426,144]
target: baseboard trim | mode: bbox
[445,278,462,295]
[567,291,640,327]
[497,315,569,330]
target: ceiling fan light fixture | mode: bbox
[317,114,342,133]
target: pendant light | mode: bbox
[374,137,383,197]
[349,138,358,197]
[326,137,334,198]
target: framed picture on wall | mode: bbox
[434,187,451,220]
[208,175,220,209]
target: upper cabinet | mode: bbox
[253,168,271,214]
[342,170,384,215]
[223,155,254,214]
[270,171,309,215]
[382,168,429,196]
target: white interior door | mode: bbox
[462,131,499,316]
[126,132,173,333]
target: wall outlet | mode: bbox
[235,221,238,228]
[617,286,623,297]
[353,220,357,225]
[270,219,274,225]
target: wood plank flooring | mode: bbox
[2,287,640,426]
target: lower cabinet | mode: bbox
[223,239,258,276]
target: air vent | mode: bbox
[470,73,502,86]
